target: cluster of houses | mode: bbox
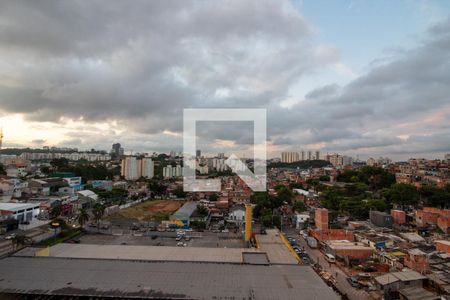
[301,206,450,299]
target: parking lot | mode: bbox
[77,230,246,248]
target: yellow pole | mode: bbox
[245,204,252,242]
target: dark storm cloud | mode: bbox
[0,0,449,157]
[267,18,450,156]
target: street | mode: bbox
[284,229,373,300]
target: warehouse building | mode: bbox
[0,202,40,223]
[0,256,339,299]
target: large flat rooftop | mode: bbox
[256,229,299,264]
[0,256,339,299]
[44,243,259,263]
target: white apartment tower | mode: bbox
[281,152,300,163]
[315,150,320,160]
[121,156,139,180]
[121,157,154,180]
[140,158,154,179]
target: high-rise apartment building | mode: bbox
[121,157,154,180]
[367,157,376,166]
[163,165,183,178]
[342,156,353,166]
[281,152,300,163]
[140,158,154,179]
[121,156,139,180]
[327,153,353,167]
[112,143,124,158]
[315,150,320,160]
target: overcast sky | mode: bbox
[0,0,449,160]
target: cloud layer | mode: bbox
[0,1,449,159]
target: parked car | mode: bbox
[300,253,310,260]
[347,276,360,288]
[302,257,310,265]
[363,266,376,273]
[67,238,80,244]
[151,235,158,240]
[325,253,336,263]
[5,233,16,240]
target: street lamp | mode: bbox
[50,221,60,243]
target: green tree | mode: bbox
[77,208,90,228]
[261,214,273,228]
[148,180,167,196]
[12,234,32,250]
[196,205,209,217]
[0,163,6,175]
[321,189,343,211]
[319,175,330,181]
[50,158,70,170]
[209,193,219,202]
[293,201,307,213]
[306,178,320,191]
[173,186,187,198]
[92,203,105,230]
[276,186,294,204]
[338,167,395,190]
[51,205,62,218]
[289,182,305,189]
[190,220,206,230]
[384,183,419,207]
[428,189,450,208]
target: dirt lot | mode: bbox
[146,201,182,214]
[106,200,184,221]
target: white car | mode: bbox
[5,233,16,240]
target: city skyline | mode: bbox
[1,1,450,160]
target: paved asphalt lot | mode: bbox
[78,230,246,248]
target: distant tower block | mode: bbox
[245,204,253,242]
